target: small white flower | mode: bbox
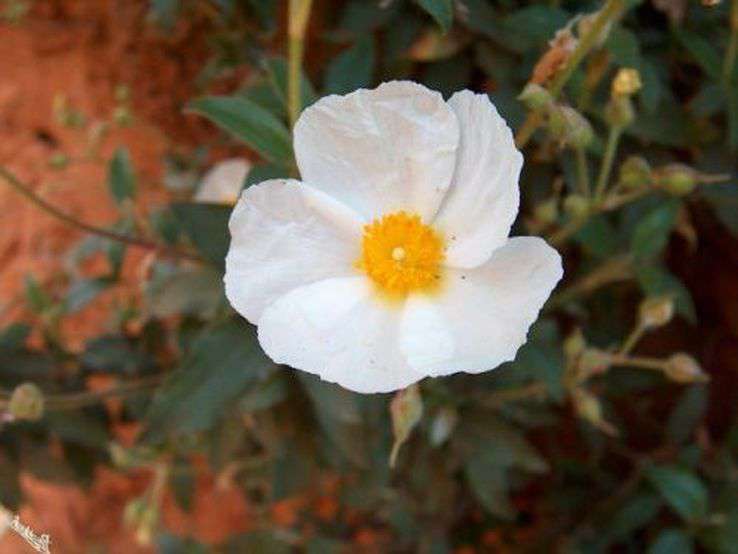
[194,158,251,204]
[225,81,563,394]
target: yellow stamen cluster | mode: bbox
[357,211,445,296]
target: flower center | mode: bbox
[357,211,445,296]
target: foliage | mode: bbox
[1,0,738,551]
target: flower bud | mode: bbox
[664,353,709,384]
[578,348,611,378]
[563,194,590,220]
[572,388,618,435]
[564,328,586,361]
[9,383,44,422]
[534,198,559,226]
[605,95,635,128]
[618,156,652,190]
[638,296,675,330]
[548,105,594,149]
[654,164,698,196]
[518,83,553,111]
[611,68,642,97]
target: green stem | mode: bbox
[287,0,313,129]
[515,0,625,148]
[618,323,645,356]
[723,0,738,84]
[594,126,622,201]
[0,166,201,262]
[607,353,665,371]
[575,147,591,197]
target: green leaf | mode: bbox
[0,323,30,351]
[187,96,292,164]
[244,163,286,189]
[631,199,680,262]
[417,0,453,33]
[674,29,722,80]
[170,202,231,268]
[464,459,514,519]
[500,6,569,51]
[108,147,137,204]
[23,275,52,314]
[596,493,661,548]
[65,277,112,313]
[702,182,738,236]
[324,35,375,95]
[146,266,224,319]
[82,335,150,374]
[647,529,693,554]
[239,372,288,413]
[607,27,642,67]
[646,465,709,521]
[667,386,708,445]
[143,321,276,442]
[226,532,290,554]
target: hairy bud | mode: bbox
[548,105,594,149]
[654,164,699,196]
[563,194,591,220]
[618,156,652,190]
[518,83,554,110]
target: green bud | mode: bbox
[518,83,553,110]
[564,328,586,361]
[548,105,594,149]
[655,164,698,196]
[618,156,652,190]
[9,383,44,421]
[563,194,590,220]
[664,353,709,384]
[578,348,611,378]
[604,96,635,128]
[534,198,559,226]
[638,296,674,329]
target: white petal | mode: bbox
[399,237,562,375]
[225,179,363,323]
[433,91,523,268]
[294,81,460,221]
[257,277,424,394]
[195,158,251,204]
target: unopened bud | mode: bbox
[518,83,553,110]
[664,353,709,384]
[605,95,635,128]
[572,388,618,435]
[564,329,586,361]
[611,68,642,97]
[639,296,674,329]
[654,164,698,196]
[563,194,590,219]
[548,105,594,148]
[9,383,44,422]
[534,198,559,226]
[618,156,652,190]
[578,348,611,379]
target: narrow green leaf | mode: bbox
[674,29,722,80]
[324,35,376,95]
[631,200,680,262]
[108,147,137,204]
[667,386,708,445]
[187,96,292,164]
[417,0,453,33]
[244,163,286,189]
[646,465,709,521]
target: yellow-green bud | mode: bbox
[564,329,586,361]
[518,83,554,110]
[534,198,559,226]
[639,296,674,329]
[548,105,594,149]
[618,156,652,190]
[611,68,642,97]
[578,348,611,378]
[605,95,635,128]
[563,194,590,219]
[655,164,698,196]
[664,353,709,384]
[9,383,44,422]
[572,388,618,435]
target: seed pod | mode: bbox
[548,105,594,149]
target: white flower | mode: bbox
[225,81,562,394]
[194,158,251,204]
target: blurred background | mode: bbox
[0,0,737,552]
